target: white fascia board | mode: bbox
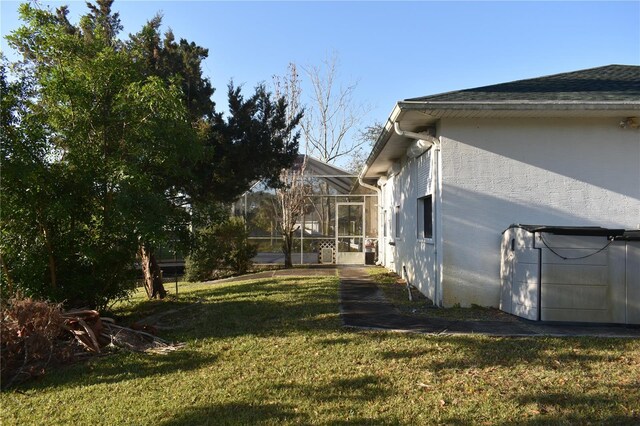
[361,104,404,178]
[398,100,640,112]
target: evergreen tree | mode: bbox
[2,1,301,308]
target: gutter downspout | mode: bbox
[357,166,381,196]
[394,122,443,307]
[358,166,383,264]
[394,122,438,147]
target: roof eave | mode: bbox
[360,104,404,181]
[398,100,640,111]
[362,100,640,180]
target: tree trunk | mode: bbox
[139,245,167,299]
[321,182,331,236]
[282,232,293,268]
[324,197,331,236]
[40,224,57,289]
[0,252,14,295]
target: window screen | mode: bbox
[416,149,432,197]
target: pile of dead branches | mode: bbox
[63,309,183,355]
[1,296,183,389]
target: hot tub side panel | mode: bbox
[500,227,540,321]
[539,234,624,323]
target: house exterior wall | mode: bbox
[438,117,640,307]
[381,151,439,303]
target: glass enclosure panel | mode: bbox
[335,196,364,203]
[304,197,335,237]
[243,192,376,264]
[351,185,377,195]
[337,204,363,236]
[302,176,353,196]
[365,196,378,238]
[248,238,280,253]
[338,238,363,253]
[292,238,331,253]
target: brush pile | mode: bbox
[1,296,183,389]
[62,308,181,355]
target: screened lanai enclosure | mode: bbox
[232,156,378,265]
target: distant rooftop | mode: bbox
[406,65,640,103]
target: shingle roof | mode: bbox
[406,65,640,103]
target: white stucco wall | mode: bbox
[381,152,439,303]
[439,117,640,307]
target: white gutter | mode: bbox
[393,122,443,307]
[398,100,640,110]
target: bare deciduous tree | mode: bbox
[273,63,303,133]
[301,52,370,165]
[344,121,384,174]
[272,64,307,267]
[274,158,307,268]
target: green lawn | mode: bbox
[2,274,639,425]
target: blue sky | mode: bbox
[2,1,639,152]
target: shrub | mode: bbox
[185,217,257,281]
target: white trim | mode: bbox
[399,100,640,109]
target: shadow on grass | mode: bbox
[26,349,217,392]
[323,375,392,402]
[482,391,639,425]
[273,374,393,403]
[315,337,354,346]
[165,279,341,340]
[160,401,393,426]
[378,348,433,360]
[117,277,342,339]
[378,334,639,372]
[510,416,640,426]
[14,276,342,391]
[159,401,306,425]
[159,375,396,425]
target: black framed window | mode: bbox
[418,195,433,239]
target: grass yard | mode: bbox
[1,272,639,425]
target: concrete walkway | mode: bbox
[339,266,640,338]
